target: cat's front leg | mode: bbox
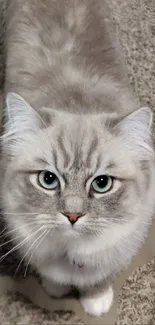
[80,284,114,317]
[42,277,72,298]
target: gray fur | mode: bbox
[1,0,155,316]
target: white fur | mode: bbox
[80,286,114,317]
[3,93,40,140]
[117,107,154,158]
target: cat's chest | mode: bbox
[50,255,88,274]
[40,254,103,287]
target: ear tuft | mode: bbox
[115,107,154,158]
[2,92,40,143]
[6,92,33,120]
[118,106,152,134]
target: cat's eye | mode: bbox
[91,175,113,193]
[38,171,60,190]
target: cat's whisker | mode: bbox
[114,241,132,255]
[0,224,40,248]
[44,223,63,227]
[115,239,140,255]
[0,220,64,242]
[0,226,9,236]
[87,220,117,226]
[0,220,38,237]
[24,229,50,277]
[129,233,144,242]
[14,228,48,277]
[0,221,41,240]
[97,220,121,225]
[0,226,44,264]
[0,220,41,238]
[4,212,39,216]
[119,238,143,250]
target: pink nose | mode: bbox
[63,212,83,224]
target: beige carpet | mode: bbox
[0,0,155,324]
[0,258,155,325]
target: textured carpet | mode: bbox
[0,258,155,325]
[0,0,155,324]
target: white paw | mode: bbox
[42,278,71,298]
[80,286,114,317]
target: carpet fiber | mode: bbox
[0,0,155,324]
[0,258,155,325]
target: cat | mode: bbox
[1,0,155,317]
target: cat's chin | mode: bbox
[58,226,93,240]
[58,228,85,241]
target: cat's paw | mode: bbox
[42,278,71,298]
[80,286,114,317]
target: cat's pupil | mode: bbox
[44,172,56,184]
[96,176,108,188]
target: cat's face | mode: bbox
[1,93,155,268]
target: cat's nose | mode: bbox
[63,212,83,225]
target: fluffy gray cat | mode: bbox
[1,0,155,317]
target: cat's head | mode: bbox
[1,92,155,266]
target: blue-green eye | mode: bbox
[38,171,59,190]
[91,175,113,193]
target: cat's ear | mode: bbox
[115,107,153,156]
[6,92,41,129]
[3,92,43,141]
